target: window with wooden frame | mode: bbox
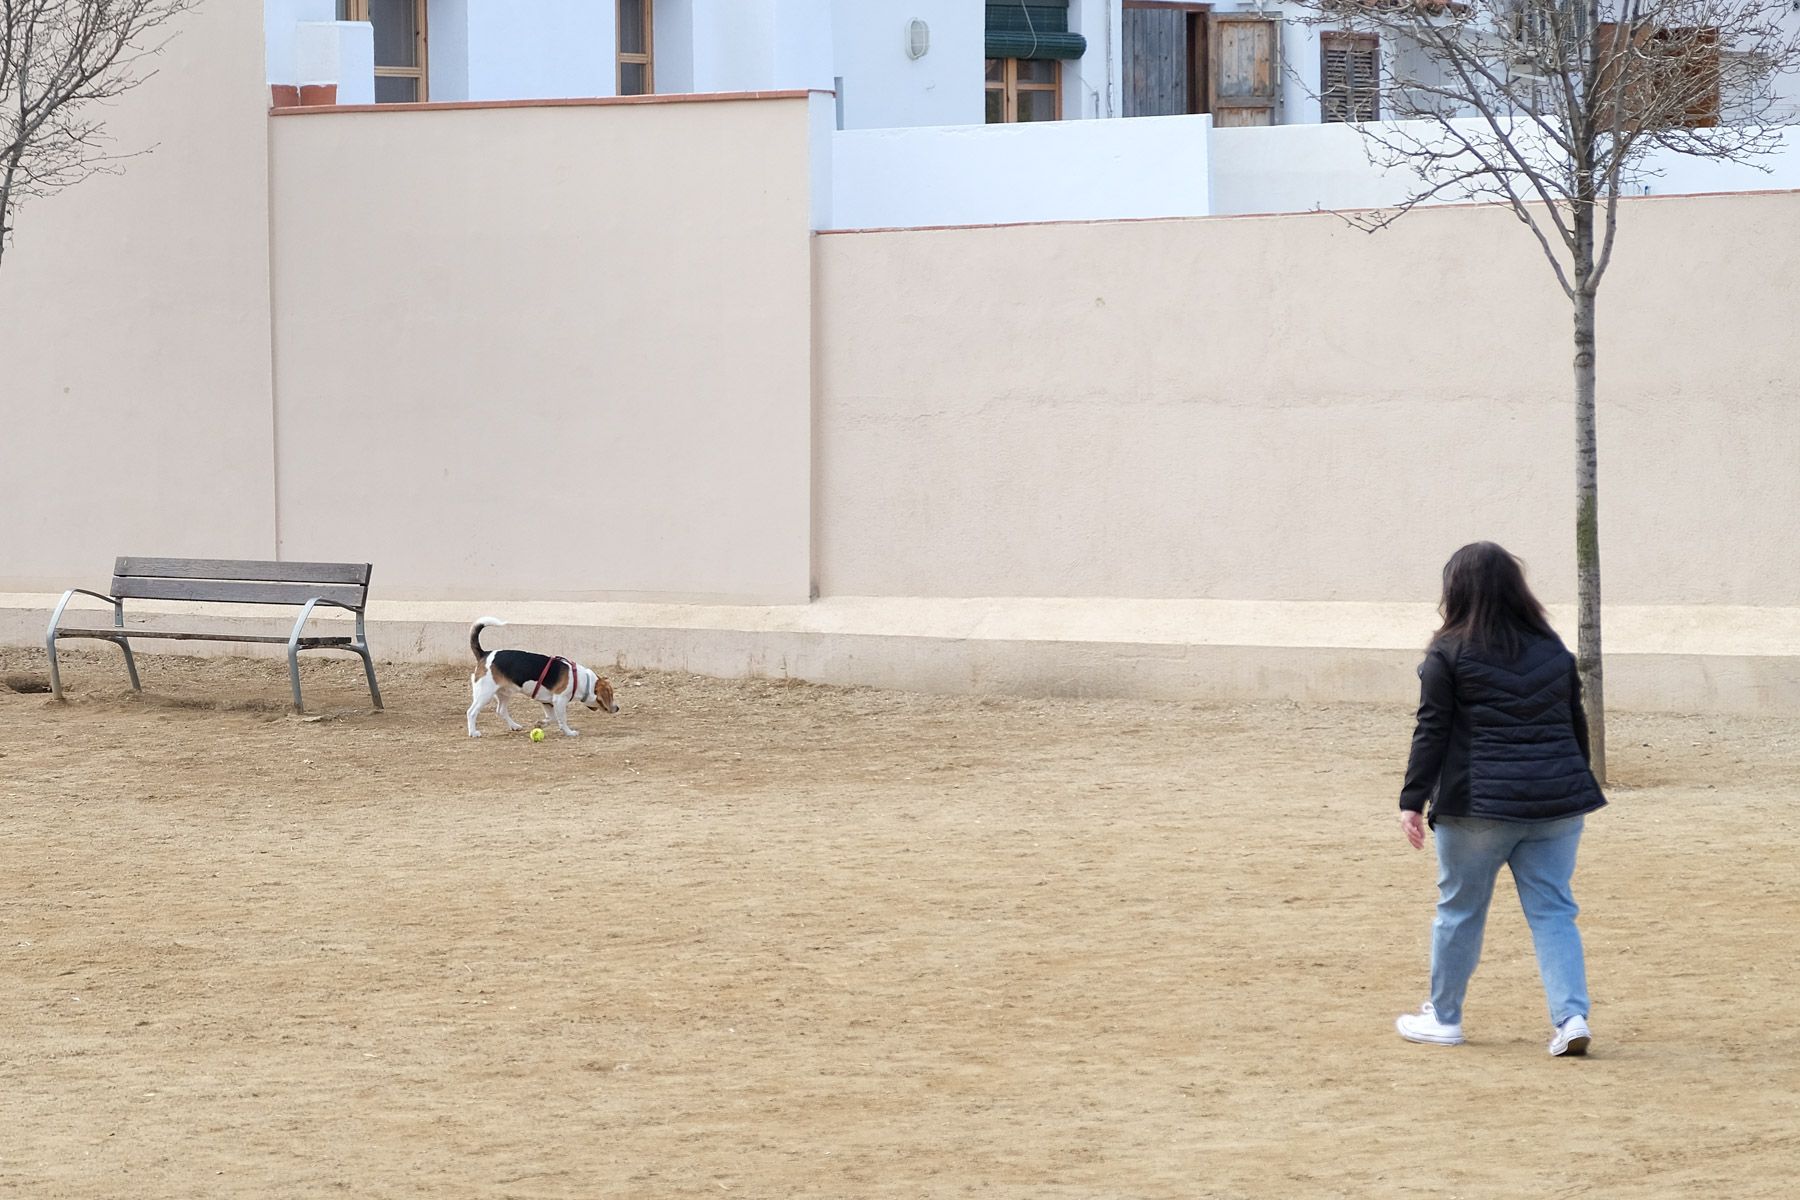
[1320,31,1379,123]
[337,0,428,103]
[985,58,1062,123]
[617,0,654,96]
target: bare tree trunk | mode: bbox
[1572,232,1607,783]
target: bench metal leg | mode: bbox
[46,631,64,701]
[46,590,139,701]
[287,642,307,714]
[352,609,381,711]
[44,632,139,699]
[354,646,384,711]
[111,637,141,692]
[287,601,381,714]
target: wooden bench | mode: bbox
[46,558,383,713]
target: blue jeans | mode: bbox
[1430,814,1589,1028]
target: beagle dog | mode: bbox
[467,617,618,738]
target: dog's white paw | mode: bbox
[562,729,580,738]
[468,730,482,738]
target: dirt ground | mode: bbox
[2,646,1797,1199]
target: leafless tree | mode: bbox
[1,0,197,270]
[1295,0,1800,781]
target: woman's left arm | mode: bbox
[1398,648,1455,845]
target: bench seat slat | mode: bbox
[108,578,368,607]
[54,627,354,647]
[115,557,371,586]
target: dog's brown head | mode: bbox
[576,666,618,713]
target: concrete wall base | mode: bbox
[6,595,1798,714]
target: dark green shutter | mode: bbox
[985,2,1088,61]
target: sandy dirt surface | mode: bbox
[2,646,1798,1198]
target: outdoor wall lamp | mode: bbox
[907,18,930,59]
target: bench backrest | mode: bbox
[110,558,373,609]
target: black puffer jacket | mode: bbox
[1400,633,1606,825]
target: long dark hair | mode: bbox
[1432,542,1558,658]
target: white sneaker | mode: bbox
[1396,1002,1465,1046]
[1549,1015,1591,1057]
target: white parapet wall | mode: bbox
[827,113,1212,230]
[834,113,1800,231]
[1212,117,1800,216]
[1635,126,1800,196]
[1208,117,1560,216]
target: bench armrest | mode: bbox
[296,597,359,615]
[288,596,368,650]
[48,588,124,635]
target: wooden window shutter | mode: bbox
[1593,21,1633,130]
[1594,22,1720,131]
[1675,27,1721,128]
[1320,32,1379,123]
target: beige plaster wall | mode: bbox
[0,2,276,591]
[267,95,818,602]
[814,193,1800,606]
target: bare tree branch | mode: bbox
[0,0,197,270]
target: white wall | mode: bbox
[265,0,335,84]
[689,0,777,93]
[296,22,375,103]
[1763,9,1800,123]
[829,114,1211,230]
[1276,6,1322,125]
[830,0,982,129]
[774,0,835,91]
[282,0,613,103]
[428,0,470,99]
[1210,120,1443,215]
[1209,117,1571,215]
[1211,118,1800,215]
[1636,127,1800,195]
[655,0,696,92]
[459,0,614,100]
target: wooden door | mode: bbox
[1124,5,1187,117]
[1209,14,1279,126]
[1123,3,1210,118]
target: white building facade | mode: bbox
[263,0,1800,227]
[262,1,1402,125]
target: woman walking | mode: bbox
[1394,542,1606,1056]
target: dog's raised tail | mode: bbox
[470,616,507,661]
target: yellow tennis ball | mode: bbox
[529,727,546,743]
